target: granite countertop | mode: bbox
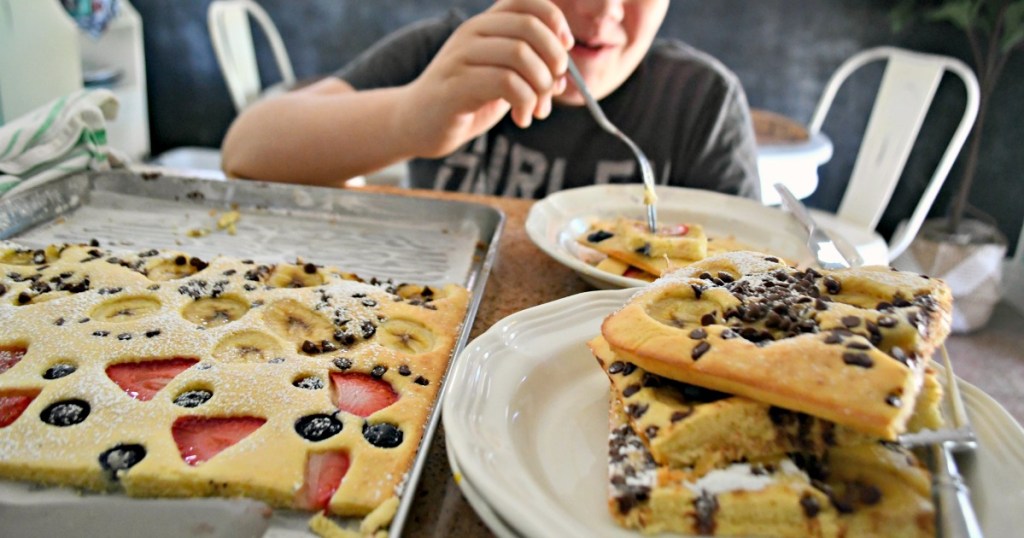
[356,186,1024,537]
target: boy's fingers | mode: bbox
[464,65,538,128]
[469,13,568,78]
[462,36,556,97]
[488,0,573,49]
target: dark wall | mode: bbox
[134,0,1023,251]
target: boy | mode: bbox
[221,0,760,199]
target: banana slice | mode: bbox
[145,256,201,281]
[375,319,435,354]
[91,296,163,322]
[394,283,447,302]
[212,331,284,363]
[266,264,324,288]
[181,295,250,328]
[261,299,335,346]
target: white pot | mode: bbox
[893,218,1007,333]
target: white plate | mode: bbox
[443,288,1024,538]
[447,442,521,538]
[524,184,889,289]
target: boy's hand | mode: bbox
[400,0,573,158]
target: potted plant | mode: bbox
[890,0,1024,332]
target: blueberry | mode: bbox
[98,444,147,477]
[362,422,403,448]
[293,376,324,390]
[295,414,343,441]
[43,363,76,380]
[173,390,213,408]
[40,399,90,426]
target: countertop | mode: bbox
[351,186,1024,537]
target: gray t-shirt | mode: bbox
[337,11,760,200]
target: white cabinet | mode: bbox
[78,0,150,161]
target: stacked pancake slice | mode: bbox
[578,217,759,281]
[0,241,469,535]
[594,251,953,537]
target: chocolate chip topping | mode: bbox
[689,328,707,340]
[842,352,874,368]
[587,230,613,243]
[691,341,711,360]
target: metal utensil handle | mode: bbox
[933,443,985,538]
[774,183,815,232]
[567,58,658,233]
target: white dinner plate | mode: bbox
[442,288,1024,538]
[524,184,889,289]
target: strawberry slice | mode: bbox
[296,451,350,511]
[106,357,198,401]
[659,224,690,236]
[0,347,27,375]
[172,416,266,466]
[0,391,38,428]
[330,372,398,417]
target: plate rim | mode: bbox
[443,288,1024,538]
[525,184,887,290]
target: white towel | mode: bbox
[0,89,120,197]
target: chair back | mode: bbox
[208,0,295,112]
[808,46,979,260]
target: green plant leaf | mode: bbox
[926,0,977,31]
[890,0,921,32]
[1002,2,1024,53]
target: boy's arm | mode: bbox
[221,0,573,186]
[220,78,415,185]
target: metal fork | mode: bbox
[566,58,658,233]
[931,346,983,538]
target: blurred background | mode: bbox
[10,0,1020,253]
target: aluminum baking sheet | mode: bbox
[0,170,504,537]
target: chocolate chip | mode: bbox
[691,284,703,299]
[621,363,637,376]
[670,409,693,422]
[885,394,902,407]
[145,329,161,338]
[117,333,132,341]
[628,403,649,419]
[700,313,716,326]
[333,357,353,370]
[414,376,429,386]
[846,341,871,350]
[398,365,411,376]
[371,365,387,378]
[608,361,625,374]
[824,277,841,294]
[634,243,652,257]
[824,332,844,345]
[174,255,187,266]
[689,328,707,340]
[720,328,737,339]
[99,444,146,477]
[622,384,641,398]
[876,315,897,328]
[841,316,861,328]
[303,263,317,274]
[765,256,780,263]
[800,493,821,518]
[301,340,320,354]
[890,347,908,365]
[644,425,659,439]
[92,330,110,337]
[586,230,613,243]
[842,352,874,368]
[691,341,711,360]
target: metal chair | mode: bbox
[208,0,295,113]
[808,46,979,262]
